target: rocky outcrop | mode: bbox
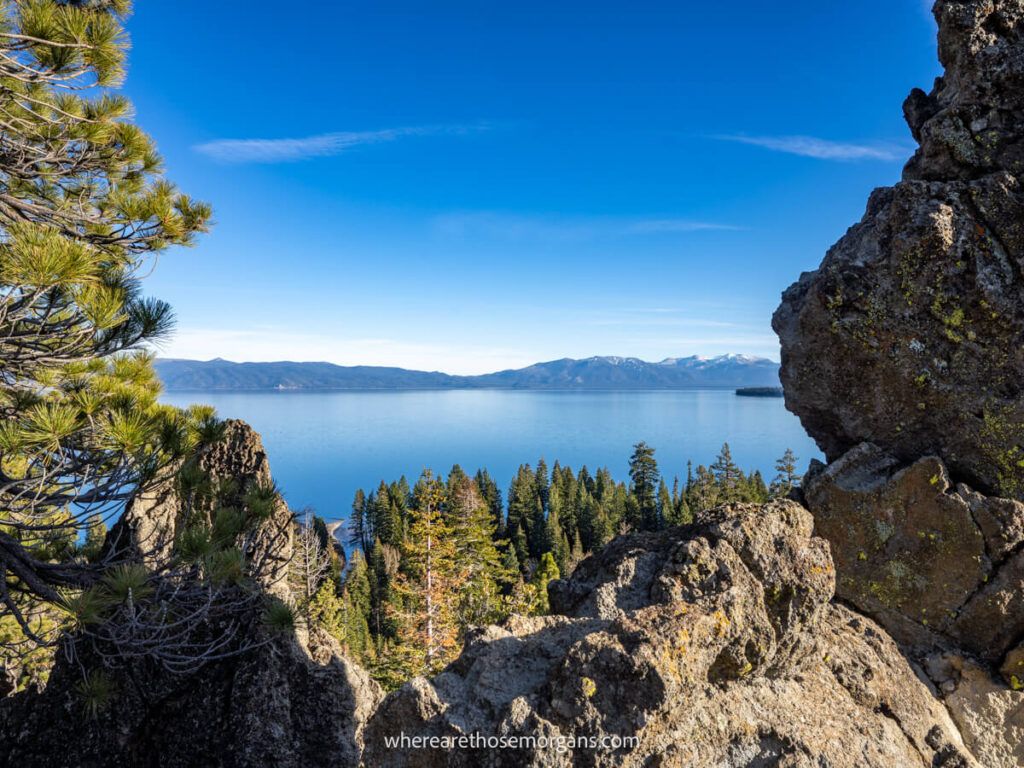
[802,443,1024,663]
[0,629,383,768]
[773,0,1024,498]
[0,418,381,768]
[774,3,1024,763]
[363,502,975,767]
[106,419,294,594]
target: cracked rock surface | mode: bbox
[802,443,1024,664]
[363,502,975,768]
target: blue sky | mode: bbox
[129,1,941,374]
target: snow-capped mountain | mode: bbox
[155,354,781,391]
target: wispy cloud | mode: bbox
[587,316,743,329]
[433,213,742,241]
[194,124,488,164]
[715,134,908,162]
[625,219,742,234]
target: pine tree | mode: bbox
[530,552,561,615]
[771,448,800,497]
[372,481,402,546]
[688,464,720,512]
[567,528,585,575]
[576,485,597,552]
[535,458,550,511]
[505,465,535,571]
[546,496,571,576]
[448,474,511,628]
[474,468,504,537]
[673,493,693,526]
[658,480,672,527]
[390,472,463,677]
[710,443,743,502]
[500,545,521,588]
[528,459,550,559]
[0,2,215,656]
[629,442,661,531]
[748,470,770,503]
[389,479,410,540]
[337,551,374,664]
[366,537,395,641]
[308,581,343,638]
[349,489,369,550]
[608,480,630,535]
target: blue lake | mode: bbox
[161,389,822,525]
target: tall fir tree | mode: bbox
[447,474,511,628]
[390,472,463,677]
[350,489,370,550]
[688,464,720,512]
[372,481,402,546]
[337,551,374,665]
[628,442,661,531]
[771,448,800,497]
[474,468,504,537]
[505,464,535,571]
[710,443,743,502]
[747,470,770,503]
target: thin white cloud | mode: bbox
[433,212,741,241]
[587,316,745,329]
[625,219,743,234]
[715,134,907,161]
[194,124,487,164]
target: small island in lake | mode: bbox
[736,386,784,398]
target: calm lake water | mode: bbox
[161,389,822,525]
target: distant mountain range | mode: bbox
[154,355,781,391]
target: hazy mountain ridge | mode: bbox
[154,354,781,391]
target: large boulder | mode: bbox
[773,0,1024,498]
[363,502,976,767]
[801,443,1024,658]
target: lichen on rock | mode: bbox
[773,0,1024,499]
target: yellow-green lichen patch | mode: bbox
[581,677,597,698]
[980,405,1024,499]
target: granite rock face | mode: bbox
[773,0,1024,498]
[106,419,294,594]
[926,654,1024,768]
[773,6,1024,761]
[363,502,975,767]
